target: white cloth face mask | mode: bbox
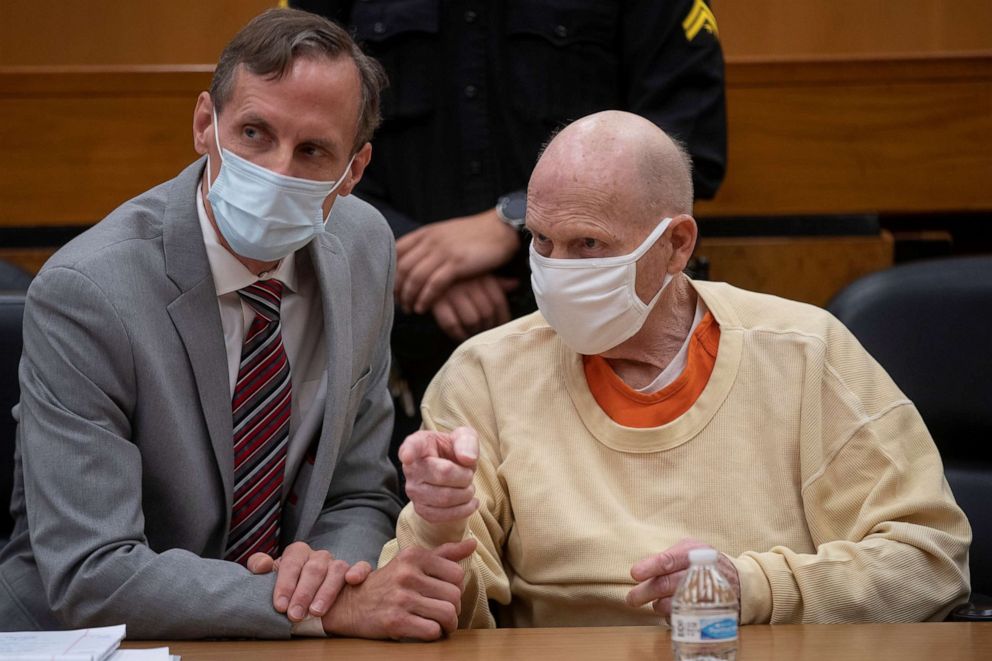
[206,108,355,262]
[529,217,674,355]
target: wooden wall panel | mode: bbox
[711,0,992,57]
[2,55,989,229]
[697,233,894,308]
[2,1,990,66]
[0,68,212,227]
[0,1,276,66]
[695,55,992,217]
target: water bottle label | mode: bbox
[671,614,738,642]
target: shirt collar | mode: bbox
[196,181,299,296]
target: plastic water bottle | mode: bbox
[670,548,739,661]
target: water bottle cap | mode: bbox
[688,548,719,564]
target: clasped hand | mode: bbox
[625,538,741,617]
[250,538,477,640]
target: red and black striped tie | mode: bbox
[225,279,291,566]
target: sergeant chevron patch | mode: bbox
[683,0,719,41]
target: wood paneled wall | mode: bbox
[711,0,992,57]
[0,1,276,66]
[695,54,992,217]
[4,54,987,231]
[2,1,990,66]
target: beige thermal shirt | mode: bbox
[380,280,971,627]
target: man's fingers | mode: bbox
[626,571,685,608]
[400,430,477,473]
[272,543,311,613]
[286,551,335,621]
[394,238,431,297]
[481,276,511,326]
[401,254,444,312]
[410,596,459,635]
[395,228,426,259]
[652,596,674,617]
[397,431,443,465]
[414,264,456,314]
[247,552,275,574]
[307,558,350,617]
[405,481,475,509]
[403,455,476,488]
[345,561,372,586]
[630,539,701,582]
[496,276,520,293]
[434,537,478,564]
[451,427,479,467]
[432,298,467,341]
[446,286,482,334]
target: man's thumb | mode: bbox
[435,537,478,563]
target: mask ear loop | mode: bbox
[205,106,225,195]
[632,218,676,311]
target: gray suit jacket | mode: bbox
[0,159,402,638]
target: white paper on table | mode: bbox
[108,649,172,660]
[0,624,126,660]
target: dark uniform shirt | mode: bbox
[294,0,727,236]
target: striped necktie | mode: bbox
[225,279,291,566]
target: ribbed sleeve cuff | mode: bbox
[732,553,773,624]
[394,503,469,550]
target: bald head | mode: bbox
[530,111,693,226]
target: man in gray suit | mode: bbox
[0,8,472,640]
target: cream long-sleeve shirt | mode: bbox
[380,280,971,627]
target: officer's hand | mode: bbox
[395,209,520,315]
[432,275,518,341]
[399,427,480,524]
[247,543,372,621]
[625,538,740,617]
[321,538,477,640]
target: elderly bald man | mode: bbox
[380,111,971,627]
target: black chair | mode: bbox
[0,293,26,547]
[0,259,32,291]
[828,255,992,620]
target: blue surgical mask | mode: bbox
[206,108,355,262]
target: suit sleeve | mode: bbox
[304,233,403,565]
[621,0,727,199]
[18,267,293,639]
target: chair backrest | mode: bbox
[828,255,992,597]
[0,292,26,543]
[0,260,32,291]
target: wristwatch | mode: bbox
[495,191,528,232]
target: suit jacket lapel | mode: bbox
[294,230,353,536]
[163,158,235,524]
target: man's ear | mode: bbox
[192,91,214,156]
[336,142,373,197]
[666,214,699,274]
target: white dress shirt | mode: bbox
[197,185,328,637]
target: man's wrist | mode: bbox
[482,207,522,255]
[408,510,470,549]
[320,586,358,636]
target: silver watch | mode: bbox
[495,192,527,231]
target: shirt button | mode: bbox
[469,160,482,175]
[464,84,478,99]
[464,10,477,23]
[373,21,385,34]
[555,24,568,38]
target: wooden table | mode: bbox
[125,623,992,660]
